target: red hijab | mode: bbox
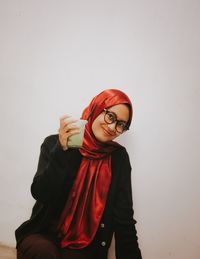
[58,89,133,249]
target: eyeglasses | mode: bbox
[103,109,129,134]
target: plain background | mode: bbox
[0,1,200,258]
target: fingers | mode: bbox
[58,115,81,150]
[60,116,78,129]
[59,114,70,120]
[65,128,81,138]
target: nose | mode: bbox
[107,122,116,132]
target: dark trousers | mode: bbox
[17,234,105,259]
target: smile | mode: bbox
[102,127,115,137]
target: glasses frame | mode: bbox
[103,108,129,133]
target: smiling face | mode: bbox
[91,104,130,143]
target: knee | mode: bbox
[17,234,60,259]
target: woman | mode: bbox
[15,89,142,259]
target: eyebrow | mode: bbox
[107,109,128,123]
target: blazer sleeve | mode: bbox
[31,135,73,204]
[113,149,142,259]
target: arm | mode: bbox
[114,150,142,259]
[31,115,82,205]
[31,135,73,204]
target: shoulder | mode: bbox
[39,134,59,150]
[112,146,132,169]
[112,145,130,160]
[43,134,59,146]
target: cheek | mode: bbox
[91,114,108,140]
[92,117,104,133]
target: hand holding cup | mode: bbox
[58,115,81,151]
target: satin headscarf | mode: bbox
[58,89,133,249]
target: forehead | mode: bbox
[106,104,130,121]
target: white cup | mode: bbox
[67,119,87,148]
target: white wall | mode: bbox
[0,1,200,258]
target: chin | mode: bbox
[95,135,109,143]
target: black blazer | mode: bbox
[15,135,142,259]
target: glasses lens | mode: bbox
[116,122,127,133]
[105,111,116,124]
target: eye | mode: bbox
[117,121,127,129]
[107,112,115,122]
